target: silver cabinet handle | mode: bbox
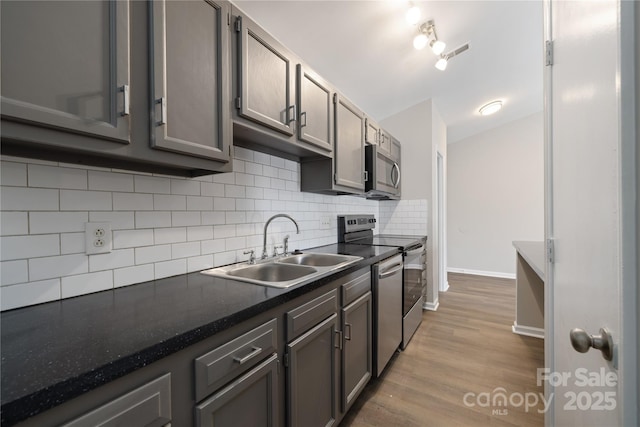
[364,170,368,182]
[157,97,167,125]
[300,111,307,128]
[379,263,403,279]
[344,323,352,341]
[120,85,130,116]
[287,104,297,124]
[334,330,343,350]
[233,346,263,365]
[570,327,614,361]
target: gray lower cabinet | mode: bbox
[194,318,279,427]
[61,374,171,427]
[195,354,279,427]
[341,273,373,413]
[150,0,231,162]
[1,0,232,177]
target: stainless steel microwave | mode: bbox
[364,144,400,199]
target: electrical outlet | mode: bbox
[85,222,112,255]
[320,215,331,229]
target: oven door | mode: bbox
[365,144,400,199]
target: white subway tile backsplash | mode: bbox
[89,211,135,230]
[88,171,134,192]
[170,179,200,196]
[171,242,200,259]
[1,260,28,286]
[135,244,171,264]
[154,227,187,244]
[1,279,61,311]
[187,196,213,211]
[187,226,214,242]
[1,187,59,211]
[1,212,29,236]
[113,229,154,249]
[113,192,152,211]
[1,162,27,186]
[30,212,88,234]
[187,255,213,272]
[28,164,87,190]
[29,254,88,281]
[89,248,135,272]
[134,175,171,194]
[172,211,201,227]
[154,259,186,279]
[0,147,380,310]
[1,234,60,261]
[61,232,85,255]
[201,182,225,197]
[114,264,154,288]
[154,194,186,211]
[61,271,113,298]
[135,211,172,229]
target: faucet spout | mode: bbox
[262,214,299,259]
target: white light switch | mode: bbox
[85,222,112,255]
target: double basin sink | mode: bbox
[201,252,362,288]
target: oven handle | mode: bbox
[405,246,425,256]
[378,263,403,279]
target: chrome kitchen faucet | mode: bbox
[262,214,299,259]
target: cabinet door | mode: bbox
[378,130,391,156]
[364,118,379,146]
[196,354,279,427]
[150,0,231,162]
[390,136,401,163]
[341,292,372,412]
[334,94,365,192]
[236,15,295,136]
[287,314,338,427]
[297,65,333,152]
[1,0,130,143]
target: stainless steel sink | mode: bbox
[200,252,362,288]
[278,253,354,267]
[227,263,317,282]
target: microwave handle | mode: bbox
[392,162,400,188]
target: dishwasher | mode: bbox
[372,254,403,377]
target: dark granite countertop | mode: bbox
[0,243,398,426]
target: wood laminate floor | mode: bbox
[341,273,545,427]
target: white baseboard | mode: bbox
[512,322,544,339]
[440,281,449,292]
[423,300,439,311]
[447,267,516,280]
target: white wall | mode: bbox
[0,147,378,311]
[447,111,544,276]
[381,99,446,310]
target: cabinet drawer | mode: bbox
[341,271,371,306]
[62,374,171,427]
[195,318,277,402]
[286,288,337,341]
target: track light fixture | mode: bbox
[434,43,470,71]
[413,20,446,56]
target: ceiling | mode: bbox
[234,0,544,143]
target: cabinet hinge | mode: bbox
[546,238,555,263]
[235,97,242,110]
[234,17,241,32]
[333,93,338,104]
[283,353,289,368]
[545,40,553,66]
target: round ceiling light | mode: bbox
[413,33,428,50]
[479,100,503,116]
[406,5,421,25]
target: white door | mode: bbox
[544,0,637,426]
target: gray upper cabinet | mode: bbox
[236,14,295,136]
[334,94,365,192]
[1,0,232,177]
[1,1,131,143]
[378,129,391,156]
[150,0,231,162]
[365,118,379,146]
[296,65,333,153]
